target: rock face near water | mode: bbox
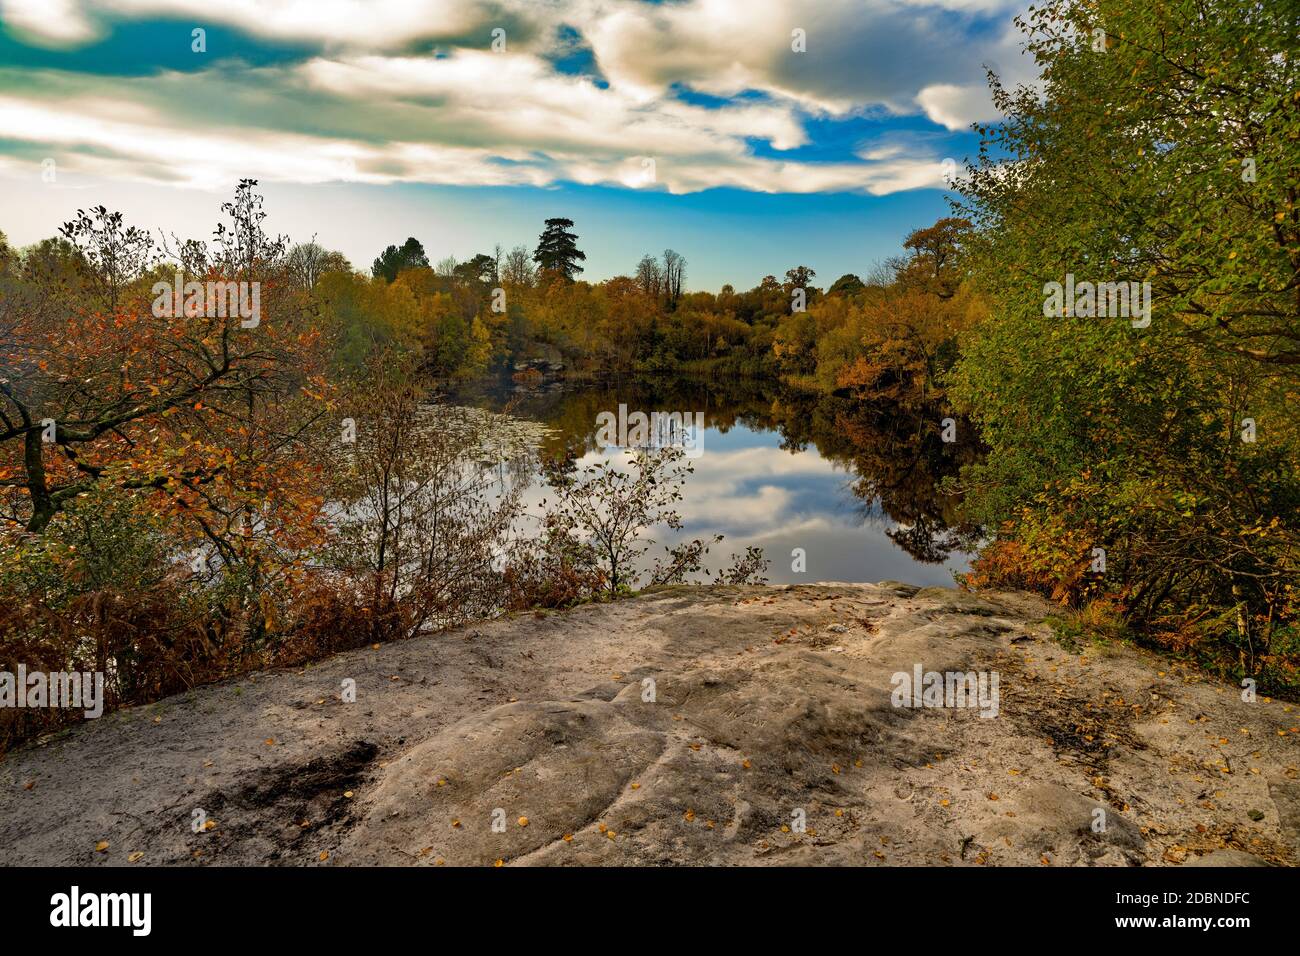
[2,583,1297,866]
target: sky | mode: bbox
[0,0,1034,290]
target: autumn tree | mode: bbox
[0,185,331,548]
[896,218,970,299]
[286,240,351,290]
[503,245,535,287]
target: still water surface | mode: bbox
[448,376,977,587]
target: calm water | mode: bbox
[446,376,979,586]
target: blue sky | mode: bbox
[0,0,1032,289]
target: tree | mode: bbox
[371,237,429,283]
[540,447,693,595]
[533,218,586,281]
[897,218,970,299]
[662,249,685,308]
[827,273,866,297]
[784,265,816,291]
[287,241,351,290]
[453,253,497,286]
[950,0,1300,672]
[57,205,156,310]
[503,245,534,287]
[0,182,333,673]
[635,254,663,299]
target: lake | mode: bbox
[446,375,978,587]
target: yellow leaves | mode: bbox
[939,799,951,808]
[630,782,640,790]
[95,840,110,853]
[683,809,695,823]
[451,819,462,828]
[562,833,573,843]
[264,738,275,746]
[741,759,752,770]
[494,859,504,867]
[128,852,145,863]
[517,816,529,828]
[318,851,330,862]
[203,819,217,831]
[343,790,354,799]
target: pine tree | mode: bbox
[532,218,586,281]
[371,237,429,283]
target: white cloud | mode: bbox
[0,0,1034,194]
[0,0,99,45]
[915,82,996,130]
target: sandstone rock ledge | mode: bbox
[2,583,1297,867]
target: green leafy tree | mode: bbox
[371,237,429,283]
[950,0,1300,682]
[827,273,866,297]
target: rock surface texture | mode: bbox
[2,583,1298,866]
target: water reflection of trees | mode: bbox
[444,375,982,564]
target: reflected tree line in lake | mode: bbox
[445,374,983,565]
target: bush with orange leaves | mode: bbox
[959,512,1102,608]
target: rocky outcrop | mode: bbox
[2,583,1297,866]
